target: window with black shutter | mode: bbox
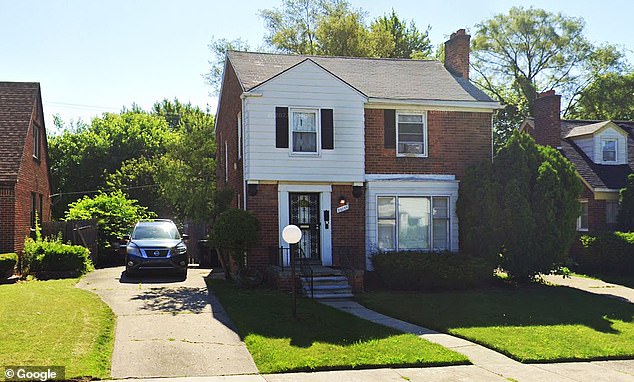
[275,107,289,148]
[321,109,333,149]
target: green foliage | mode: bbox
[258,1,432,59]
[569,72,634,120]
[23,238,93,276]
[618,174,634,231]
[0,253,18,277]
[471,6,626,146]
[209,209,261,276]
[371,251,493,290]
[457,132,582,282]
[65,190,155,255]
[578,232,634,275]
[204,37,250,93]
[49,111,176,217]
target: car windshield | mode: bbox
[132,223,181,240]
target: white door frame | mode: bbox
[278,184,332,266]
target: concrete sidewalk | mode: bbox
[78,267,257,379]
[543,274,634,303]
[321,300,634,381]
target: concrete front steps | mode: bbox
[300,266,353,299]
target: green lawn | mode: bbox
[358,284,634,363]
[207,279,468,373]
[0,278,114,379]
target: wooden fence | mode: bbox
[41,219,99,264]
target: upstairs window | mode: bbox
[397,113,426,156]
[291,109,318,154]
[33,124,40,159]
[602,139,617,162]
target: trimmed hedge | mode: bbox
[23,238,93,276]
[370,251,494,290]
[0,253,18,278]
[577,232,634,275]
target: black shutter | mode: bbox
[384,109,396,149]
[321,109,334,149]
[275,107,289,148]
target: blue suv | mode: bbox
[125,220,188,278]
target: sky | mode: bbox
[1,0,632,132]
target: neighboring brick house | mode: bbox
[215,29,500,286]
[0,82,52,253]
[521,90,634,233]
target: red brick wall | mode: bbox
[246,184,279,270]
[532,90,561,148]
[581,185,608,232]
[444,29,470,80]
[215,62,244,208]
[365,108,492,178]
[331,185,365,269]
[12,112,51,253]
[0,186,16,253]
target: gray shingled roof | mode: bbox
[227,51,495,103]
[564,121,613,139]
[0,82,40,182]
[560,120,634,190]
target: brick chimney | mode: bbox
[444,29,470,80]
[532,90,561,148]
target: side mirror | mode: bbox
[182,234,189,241]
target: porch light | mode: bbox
[338,196,347,206]
[247,183,258,196]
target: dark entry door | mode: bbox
[289,193,320,261]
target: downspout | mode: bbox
[241,95,247,211]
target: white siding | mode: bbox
[365,178,460,270]
[575,136,594,159]
[244,60,367,183]
[593,127,628,165]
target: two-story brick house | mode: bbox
[215,30,500,289]
[522,90,634,233]
[0,82,52,253]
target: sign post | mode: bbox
[282,224,302,318]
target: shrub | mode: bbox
[458,132,581,282]
[0,253,18,277]
[577,232,634,275]
[23,237,94,276]
[209,208,261,281]
[370,251,494,291]
[65,190,156,262]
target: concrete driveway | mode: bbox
[77,267,258,379]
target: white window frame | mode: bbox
[33,123,40,159]
[601,138,618,163]
[396,111,427,158]
[376,194,450,252]
[289,108,320,156]
[237,112,242,160]
[577,200,589,232]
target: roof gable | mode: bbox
[0,82,42,182]
[564,120,628,139]
[226,51,497,104]
[247,58,367,100]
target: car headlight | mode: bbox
[172,243,187,255]
[127,245,141,256]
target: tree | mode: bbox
[618,174,634,232]
[65,190,156,260]
[208,209,261,281]
[315,3,371,57]
[49,111,175,217]
[369,9,432,59]
[204,37,250,94]
[568,72,634,120]
[458,132,581,282]
[153,100,230,222]
[471,7,625,146]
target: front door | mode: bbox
[289,193,320,262]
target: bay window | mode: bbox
[377,195,450,251]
